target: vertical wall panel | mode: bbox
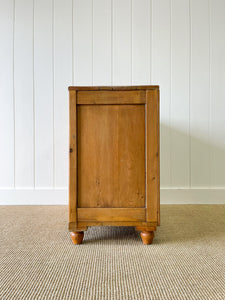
[171,0,190,187]
[93,0,111,85]
[54,0,72,187]
[190,0,210,187]
[132,0,150,85]
[0,0,14,187]
[152,0,171,187]
[210,0,225,187]
[1,0,225,194]
[34,0,53,187]
[14,0,34,187]
[113,0,132,85]
[74,0,93,85]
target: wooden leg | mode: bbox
[140,231,154,245]
[70,231,84,245]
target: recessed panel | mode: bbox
[77,104,145,208]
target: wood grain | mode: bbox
[70,231,84,245]
[140,231,154,245]
[69,86,160,240]
[77,208,146,222]
[69,221,158,232]
[69,90,77,224]
[77,105,117,208]
[69,86,159,91]
[77,104,145,208]
[146,89,160,224]
[135,226,156,232]
[117,105,145,207]
[77,90,146,104]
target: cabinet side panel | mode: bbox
[118,105,145,207]
[77,105,118,208]
[77,104,145,208]
[69,90,77,223]
[146,90,160,223]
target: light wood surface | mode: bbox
[68,86,160,244]
[140,231,155,245]
[70,231,84,245]
[68,85,159,91]
[77,208,146,222]
[69,222,158,232]
[69,90,77,224]
[77,90,146,104]
[146,89,160,224]
[77,104,145,208]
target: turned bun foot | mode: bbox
[140,231,154,245]
[70,231,84,245]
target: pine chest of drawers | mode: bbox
[68,86,160,245]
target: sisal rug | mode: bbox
[0,205,225,300]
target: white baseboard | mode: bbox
[161,189,225,204]
[0,188,225,205]
[0,189,68,205]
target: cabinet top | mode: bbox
[68,85,159,91]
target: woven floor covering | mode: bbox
[0,205,225,300]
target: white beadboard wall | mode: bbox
[0,0,225,204]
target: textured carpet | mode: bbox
[0,205,225,300]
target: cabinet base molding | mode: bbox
[69,221,158,232]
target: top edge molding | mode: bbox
[68,85,159,91]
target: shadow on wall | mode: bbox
[160,123,225,187]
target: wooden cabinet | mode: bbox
[68,86,160,245]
